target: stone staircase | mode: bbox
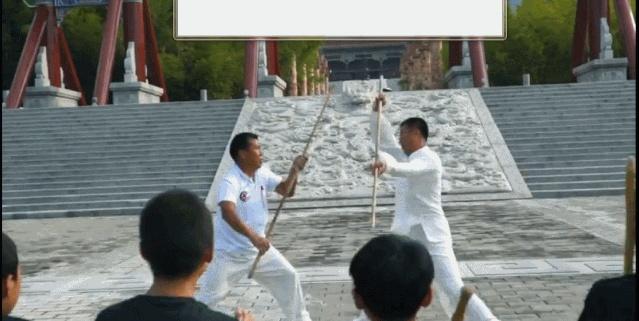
[480,80,636,198]
[2,99,245,218]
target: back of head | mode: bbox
[139,189,213,279]
[400,117,429,141]
[350,234,434,321]
[2,232,18,281]
[229,132,258,162]
[2,232,20,317]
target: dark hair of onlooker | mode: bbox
[400,117,429,141]
[2,232,18,281]
[229,132,259,162]
[350,234,434,321]
[139,189,213,279]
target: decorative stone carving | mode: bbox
[124,42,138,83]
[110,41,164,104]
[573,18,628,82]
[34,47,51,87]
[599,18,614,60]
[243,88,512,199]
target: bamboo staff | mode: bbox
[248,91,332,279]
[451,286,474,321]
[371,75,385,228]
[624,156,635,275]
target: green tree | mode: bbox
[484,0,636,86]
[2,0,323,101]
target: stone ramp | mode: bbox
[2,99,246,218]
[480,80,636,198]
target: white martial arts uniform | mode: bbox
[356,113,498,321]
[196,164,312,321]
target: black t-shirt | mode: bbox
[578,274,636,321]
[95,295,237,321]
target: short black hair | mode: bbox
[350,234,434,321]
[400,117,429,141]
[229,132,258,162]
[139,189,213,279]
[2,232,19,279]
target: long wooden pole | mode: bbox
[248,91,332,279]
[371,75,384,228]
[451,286,474,321]
[624,156,635,275]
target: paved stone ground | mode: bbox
[3,196,634,321]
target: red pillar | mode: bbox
[6,6,48,109]
[244,41,258,98]
[143,0,169,101]
[266,40,279,76]
[58,27,86,105]
[614,0,636,79]
[123,0,146,82]
[448,41,462,67]
[571,0,589,78]
[93,0,123,105]
[46,5,61,87]
[469,40,488,87]
[588,0,603,60]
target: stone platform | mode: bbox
[3,195,632,321]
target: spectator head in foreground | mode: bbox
[350,234,435,321]
[96,189,250,321]
[2,232,27,320]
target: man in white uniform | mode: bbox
[365,95,499,321]
[196,132,312,321]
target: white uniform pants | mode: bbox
[354,224,498,321]
[196,247,312,321]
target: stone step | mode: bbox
[517,158,629,169]
[479,80,635,93]
[514,151,631,163]
[526,179,625,190]
[1,174,212,191]
[484,95,636,111]
[2,156,219,172]
[496,119,634,133]
[2,144,228,160]
[2,162,220,177]
[2,149,222,164]
[2,128,234,146]
[0,100,243,118]
[509,144,635,157]
[502,130,634,142]
[1,116,240,137]
[490,108,635,122]
[1,182,211,198]
[0,110,243,130]
[492,114,635,128]
[2,168,215,184]
[2,137,230,154]
[520,165,626,176]
[532,187,625,198]
[1,189,209,206]
[524,172,626,184]
[507,139,636,151]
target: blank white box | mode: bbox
[175,0,505,39]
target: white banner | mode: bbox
[175,0,505,39]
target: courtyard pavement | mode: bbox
[2,195,633,321]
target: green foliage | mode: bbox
[1,0,323,100]
[485,0,636,86]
